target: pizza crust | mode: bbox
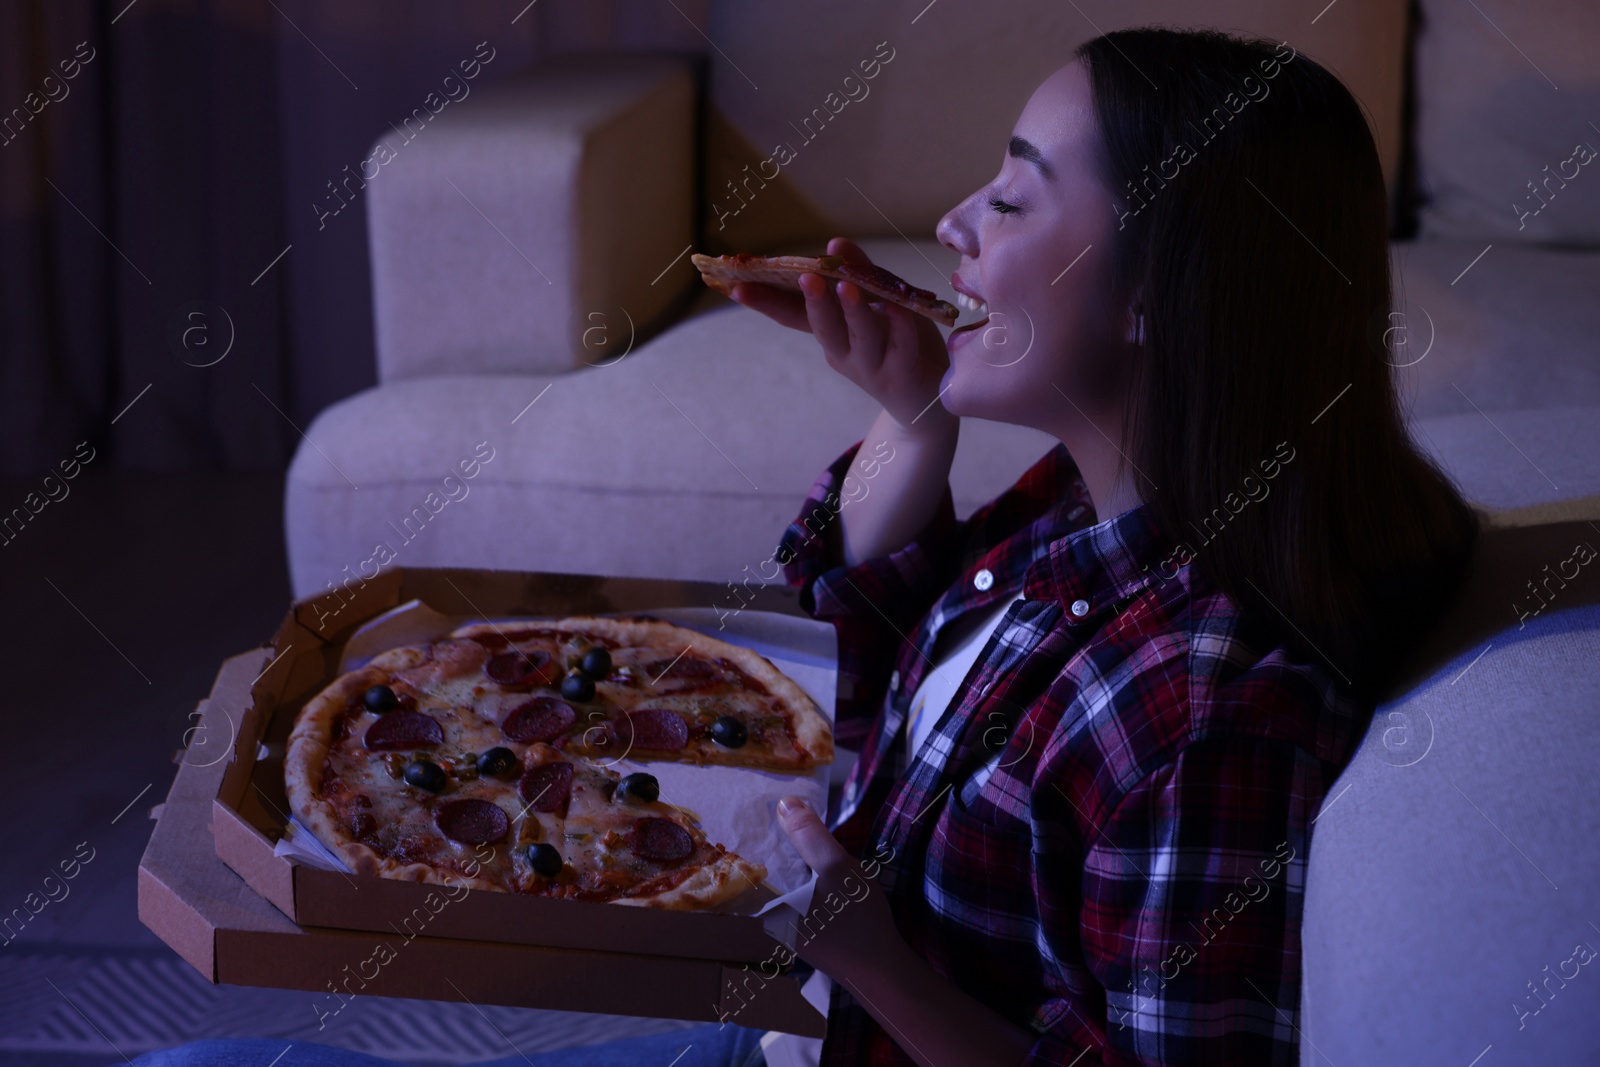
[612,851,768,910]
[283,663,375,876]
[336,846,505,893]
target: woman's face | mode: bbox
[935,60,1134,432]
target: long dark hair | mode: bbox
[1076,28,1478,697]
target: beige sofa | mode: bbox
[284,0,1600,1061]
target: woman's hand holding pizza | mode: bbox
[730,237,955,436]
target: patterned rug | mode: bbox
[0,943,695,1066]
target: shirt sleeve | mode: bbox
[776,438,964,750]
[1028,734,1328,1067]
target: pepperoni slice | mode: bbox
[518,762,574,814]
[485,649,552,686]
[363,710,443,751]
[434,798,510,846]
[631,817,694,863]
[613,708,689,751]
[502,697,577,743]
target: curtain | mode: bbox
[0,0,711,476]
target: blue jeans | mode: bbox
[122,1023,768,1067]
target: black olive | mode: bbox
[616,772,660,805]
[560,670,595,702]
[579,646,612,679]
[710,715,748,748]
[364,684,400,713]
[527,842,563,877]
[403,759,447,793]
[477,746,520,779]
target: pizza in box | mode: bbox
[285,615,831,910]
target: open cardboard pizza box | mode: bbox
[138,566,835,1036]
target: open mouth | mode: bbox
[949,278,989,350]
[952,294,988,338]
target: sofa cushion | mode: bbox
[1414,0,1600,244]
[1411,407,1600,526]
[704,0,1409,249]
[1299,519,1600,1062]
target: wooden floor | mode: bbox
[0,469,691,1065]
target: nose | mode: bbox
[936,191,980,260]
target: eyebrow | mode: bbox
[1008,136,1054,179]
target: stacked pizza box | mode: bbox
[137,565,834,1036]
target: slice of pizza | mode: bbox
[286,653,532,895]
[513,744,767,909]
[692,252,959,327]
[448,616,834,774]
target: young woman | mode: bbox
[129,26,1476,1067]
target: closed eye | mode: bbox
[989,197,1020,215]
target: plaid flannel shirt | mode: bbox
[777,438,1368,1067]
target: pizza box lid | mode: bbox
[207,565,839,968]
[141,642,826,1036]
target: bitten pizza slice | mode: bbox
[692,252,959,327]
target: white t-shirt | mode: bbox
[760,593,1026,1065]
[905,592,1025,760]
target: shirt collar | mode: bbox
[1022,500,1174,623]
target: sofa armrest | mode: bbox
[366,53,696,382]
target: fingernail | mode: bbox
[777,796,808,818]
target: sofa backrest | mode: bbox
[366,54,696,380]
[1413,0,1600,245]
[702,0,1409,251]
[1300,517,1600,1061]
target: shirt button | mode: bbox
[974,569,994,591]
[890,669,900,692]
[1071,598,1090,617]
